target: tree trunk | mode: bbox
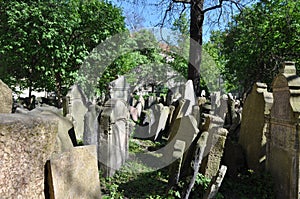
[189,0,204,97]
[55,73,62,108]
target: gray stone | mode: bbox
[217,94,228,119]
[0,79,12,113]
[183,80,196,116]
[98,99,130,177]
[66,85,88,140]
[201,128,228,179]
[27,107,75,155]
[210,91,221,113]
[202,165,227,199]
[48,145,101,199]
[267,61,300,199]
[0,114,58,198]
[238,82,273,171]
[109,76,130,102]
[83,104,101,145]
[168,140,186,187]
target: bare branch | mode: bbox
[173,0,191,3]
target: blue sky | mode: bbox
[110,0,256,42]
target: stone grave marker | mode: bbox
[0,79,12,113]
[238,82,273,171]
[47,145,101,199]
[109,76,130,102]
[267,61,300,199]
[83,104,101,145]
[98,99,130,177]
[66,85,88,140]
[0,114,58,198]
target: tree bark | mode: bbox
[188,0,204,97]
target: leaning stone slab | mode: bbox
[202,165,227,199]
[0,114,58,198]
[0,79,12,113]
[47,145,101,199]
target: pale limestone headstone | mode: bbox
[109,76,130,102]
[217,94,228,119]
[238,82,273,171]
[165,115,199,165]
[210,91,221,114]
[0,114,58,198]
[183,80,196,116]
[66,85,88,140]
[83,104,101,145]
[267,61,300,199]
[0,79,12,113]
[98,99,130,177]
[48,145,101,199]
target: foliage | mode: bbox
[0,0,125,103]
[211,0,300,93]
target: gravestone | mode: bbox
[0,114,58,198]
[217,94,228,119]
[239,82,273,171]
[66,85,88,140]
[0,79,12,113]
[98,99,130,177]
[47,145,101,199]
[28,107,75,155]
[267,61,300,199]
[168,140,186,187]
[83,104,101,145]
[202,165,227,199]
[200,127,228,179]
[183,80,196,116]
[210,91,221,114]
[109,76,130,102]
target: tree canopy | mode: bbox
[0,0,125,104]
[210,0,300,93]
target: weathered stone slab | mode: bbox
[183,80,196,116]
[0,114,58,198]
[168,140,186,187]
[238,82,273,171]
[98,99,130,177]
[48,145,101,199]
[27,107,75,155]
[201,127,228,179]
[267,61,300,199]
[0,79,12,113]
[109,76,130,102]
[66,85,88,140]
[202,165,227,199]
[83,104,101,145]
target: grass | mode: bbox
[99,138,275,199]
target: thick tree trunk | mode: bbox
[189,0,204,96]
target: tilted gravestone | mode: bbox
[0,114,58,198]
[98,99,130,177]
[0,79,12,113]
[66,85,88,140]
[267,61,300,199]
[183,80,196,116]
[239,82,273,171]
[47,145,101,199]
[200,127,228,179]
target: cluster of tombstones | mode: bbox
[2,61,298,198]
